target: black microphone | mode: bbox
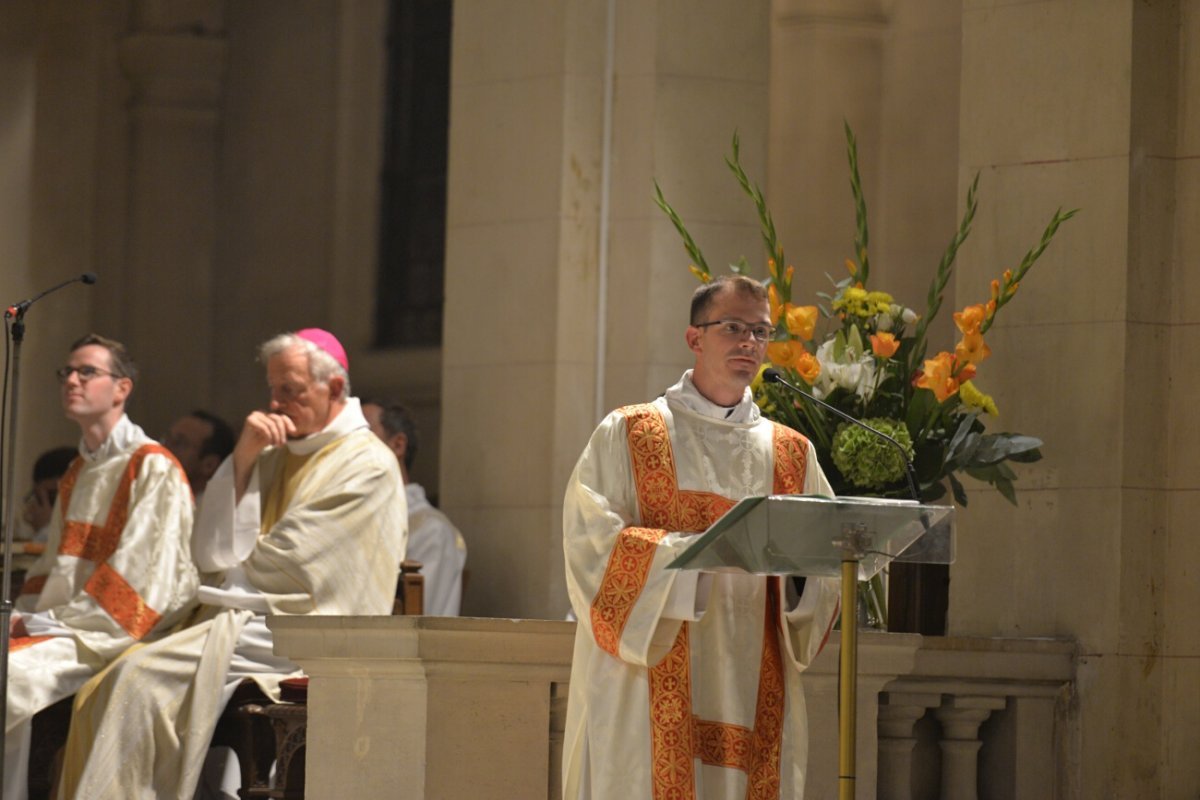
[762,367,920,502]
[5,273,98,319]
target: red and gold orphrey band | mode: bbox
[19,444,186,640]
[589,403,809,799]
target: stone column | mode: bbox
[952,2,1196,795]
[877,691,939,800]
[116,0,225,435]
[441,0,771,619]
[934,696,1004,799]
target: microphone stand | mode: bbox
[0,273,96,790]
[0,310,29,791]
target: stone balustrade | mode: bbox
[270,617,1075,799]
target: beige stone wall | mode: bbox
[440,0,771,619]
[949,1,1198,795]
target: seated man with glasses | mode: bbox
[562,275,841,799]
[5,333,198,800]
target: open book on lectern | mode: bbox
[665,494,955,581]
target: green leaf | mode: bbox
[1008,447,1043,463]
[946,413,978,461]
[920,480,948,504]
[730,256,750,275]
[947,472,968,506]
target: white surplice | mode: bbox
[562,371,841,800]
[58,398,407,800]
[405,482,466,616]
[5,415,196,800]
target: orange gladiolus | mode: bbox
[795,351,821,384]
[767,340,803,369]
[870,331,900,358]
[845,258,857,277]
[785,305,818,341]
[990,279,1001,302]
[955,332,991,366]
[689,265,711,283]
[916,352,959,402]
[954,304,986,336]
[768,284,783,325]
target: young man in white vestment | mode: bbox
[57,328,407,799]
[562,276,842,799]
[363,399,467,616]
[5,334,198,800]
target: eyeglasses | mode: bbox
[693,319,774,343]
[56,365,117,383]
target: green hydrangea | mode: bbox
[831,417,914,491]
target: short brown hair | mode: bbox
[689,275,769,325]
[69,333,138,384]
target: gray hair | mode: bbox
[258,333,352,397]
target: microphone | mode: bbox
[762,367,920,502]
[5,273,98,319]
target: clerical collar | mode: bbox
[284,396,369,455]
[78,414,138,462]
[665,370,760,424]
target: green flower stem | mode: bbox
[844,121,871,286]
[906,174,979,377]
[725,132,788,295]
[980,207,1079,334]
[653,181,711,278]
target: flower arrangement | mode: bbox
[656,125,1076,626]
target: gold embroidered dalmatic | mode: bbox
[563,375,840,799]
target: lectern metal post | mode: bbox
[838,556,857,800]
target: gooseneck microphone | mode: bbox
[762,367,920,502]
[5,272,98,319]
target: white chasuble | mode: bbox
[563,373,841,800]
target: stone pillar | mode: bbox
[877,691,939,800]
[767,0,886,291]
[934,696,1004,800]
[116,0,226,435]
[441,0,771,619]
[952,1,1195,795]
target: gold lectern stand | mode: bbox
[668,494,955,800]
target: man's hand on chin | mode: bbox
[232,411,296,501]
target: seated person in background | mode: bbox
[59,328,407,800]
[363,399,467,616]
[163,409,236,499]
[18,446,77,544]
[6,334,197,800]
